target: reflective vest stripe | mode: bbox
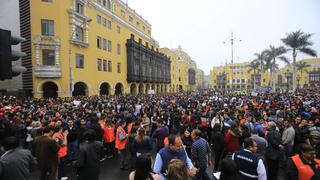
[239,170,259,178]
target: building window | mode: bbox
[97,36,101,49]
[121,10,125,17]
[76,54,84,68]
[116,26,120,34]
[103,38,107,50]
[102,0,106,7]
[117,44,120,55]
[142,26,145,31]
[129,16,133,23]
[102,18,106,27]
[97,59,102,71]
[107,0,111,10]
[42,0,52,2]
[148,30,151,35]
[108,61,112,72]
[42,49,55,65]
[117,63,121,73]
[41,19,54,36]
[75,26,84,41]
[97,15,101,24]
[107,20,112,29]
[136,21,140,28]
[103,60,107,72]
[107,40,112,52]
[75,0,84,15]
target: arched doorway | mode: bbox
[138,84,144,94]
[145,84,150,94]
[73,82,88,96]
[130,84,137,94]
[164,85,167,93]
[151,84,155,91]
[157,85,160,93]
[160,85,164,93]
[43,81,58,98]
[100,82,110,95]
[179,85,183,92]
[115,83,123,95]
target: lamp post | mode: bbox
[223,32,241,90]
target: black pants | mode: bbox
[267,158,279,180]
[104,141,115,157]
[214,149,223,171]
[39,167,58,180]
[58,157,67,179]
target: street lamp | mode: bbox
[223,32,242,90]
[285,69,291,91]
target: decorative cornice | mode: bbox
[88,1,159,46]
[114,0,151,28]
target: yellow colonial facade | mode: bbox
[196,69,204,90]
[24,0,167,98]
[274,58,320,89]
[210,62,270,89]
[160,46,201,92]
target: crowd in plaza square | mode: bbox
[0,89,320,180]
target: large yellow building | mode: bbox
[160,46,201,92]
[18,0,171,98]
[275,58,320,89]
[210,62,270,89]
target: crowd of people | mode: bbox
[0,88,320,180]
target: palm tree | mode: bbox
[263,45,289,92]
[248,60,260,90]
[281,30,317,92]
[296,61,311,88]
[253,52,267,86]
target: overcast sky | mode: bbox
[127,0,320,74]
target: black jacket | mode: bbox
[73,141,104,180]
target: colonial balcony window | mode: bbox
[34,36,61,78]
[42,49,55,65]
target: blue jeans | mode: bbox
[67,140,78,162]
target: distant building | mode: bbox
[210,62,270,90]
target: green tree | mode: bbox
[296,61,311,88]
[248,60,260,90]
[263,45,289,91]
[281,30,317,92]
[253,51,267,86]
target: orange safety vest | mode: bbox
[291,155,320,180]
[115,126,127,150]
[98,120,105,128]
[52,132,67,158]
[163,137,169,146]
[103,125,115,143]
[127,122,134,134]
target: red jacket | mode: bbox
[224,129,240,153]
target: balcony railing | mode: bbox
[34,64,61,78]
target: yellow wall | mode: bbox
[274,58,320,88]
[30,0,162,98]
[210,62,270,89]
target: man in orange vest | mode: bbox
[103,119,115,158]
[52,126,68,180]
[115,119,128,170]
[287,143,320,180]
